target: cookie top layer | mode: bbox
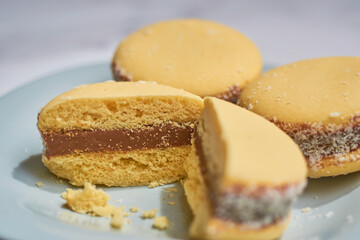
[200,97,307,186]
[239,57,360,124]
[44,81,201,104]
[38,81,203,132]
[112,19,262,97]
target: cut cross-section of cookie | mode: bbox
[184,97,307,240]
[37,81,204,187]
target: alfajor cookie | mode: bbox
[112,19,262,103]
[239,56,360,177]
[184,97,307,240]
[37,81,203,187]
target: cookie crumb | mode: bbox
[165,187,178,193]
[301,207,312,213]
[168,201,175,206]
[130,207,139,213]
[153,216,169,230]
[61,182,110,214]
[36,182,44,187]
[168,193,174,198]
[141,209,158,219]
[148,181,160,188]
[123,211,130,217]
[92,205,115,218]
[111,207,125,229]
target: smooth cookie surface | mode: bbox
[113,19,262,97]
[239,57,360,124]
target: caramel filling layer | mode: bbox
[194,129,304,227]
[42,124,193,157]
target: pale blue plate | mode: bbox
[0,63,359,240]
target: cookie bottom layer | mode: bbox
[203,216,289,240]
[183,148,290,240]
[42,146,190,187]
[184,175,289,240]
[309,148,360,178]
[270,118,360,177]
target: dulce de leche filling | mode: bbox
[42,124,193,158]
[194,129,304,228]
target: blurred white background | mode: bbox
[1,0,359,97]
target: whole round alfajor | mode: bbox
[239,56,360,178]
[112,19,262,103]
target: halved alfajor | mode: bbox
[37,81,203,187]
[184,97,307,240]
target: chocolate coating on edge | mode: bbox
[112,62,131,82]
[194,128,296,226]
[112,63,242,103]
[42,124,193,157]
[213,85,242,104]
